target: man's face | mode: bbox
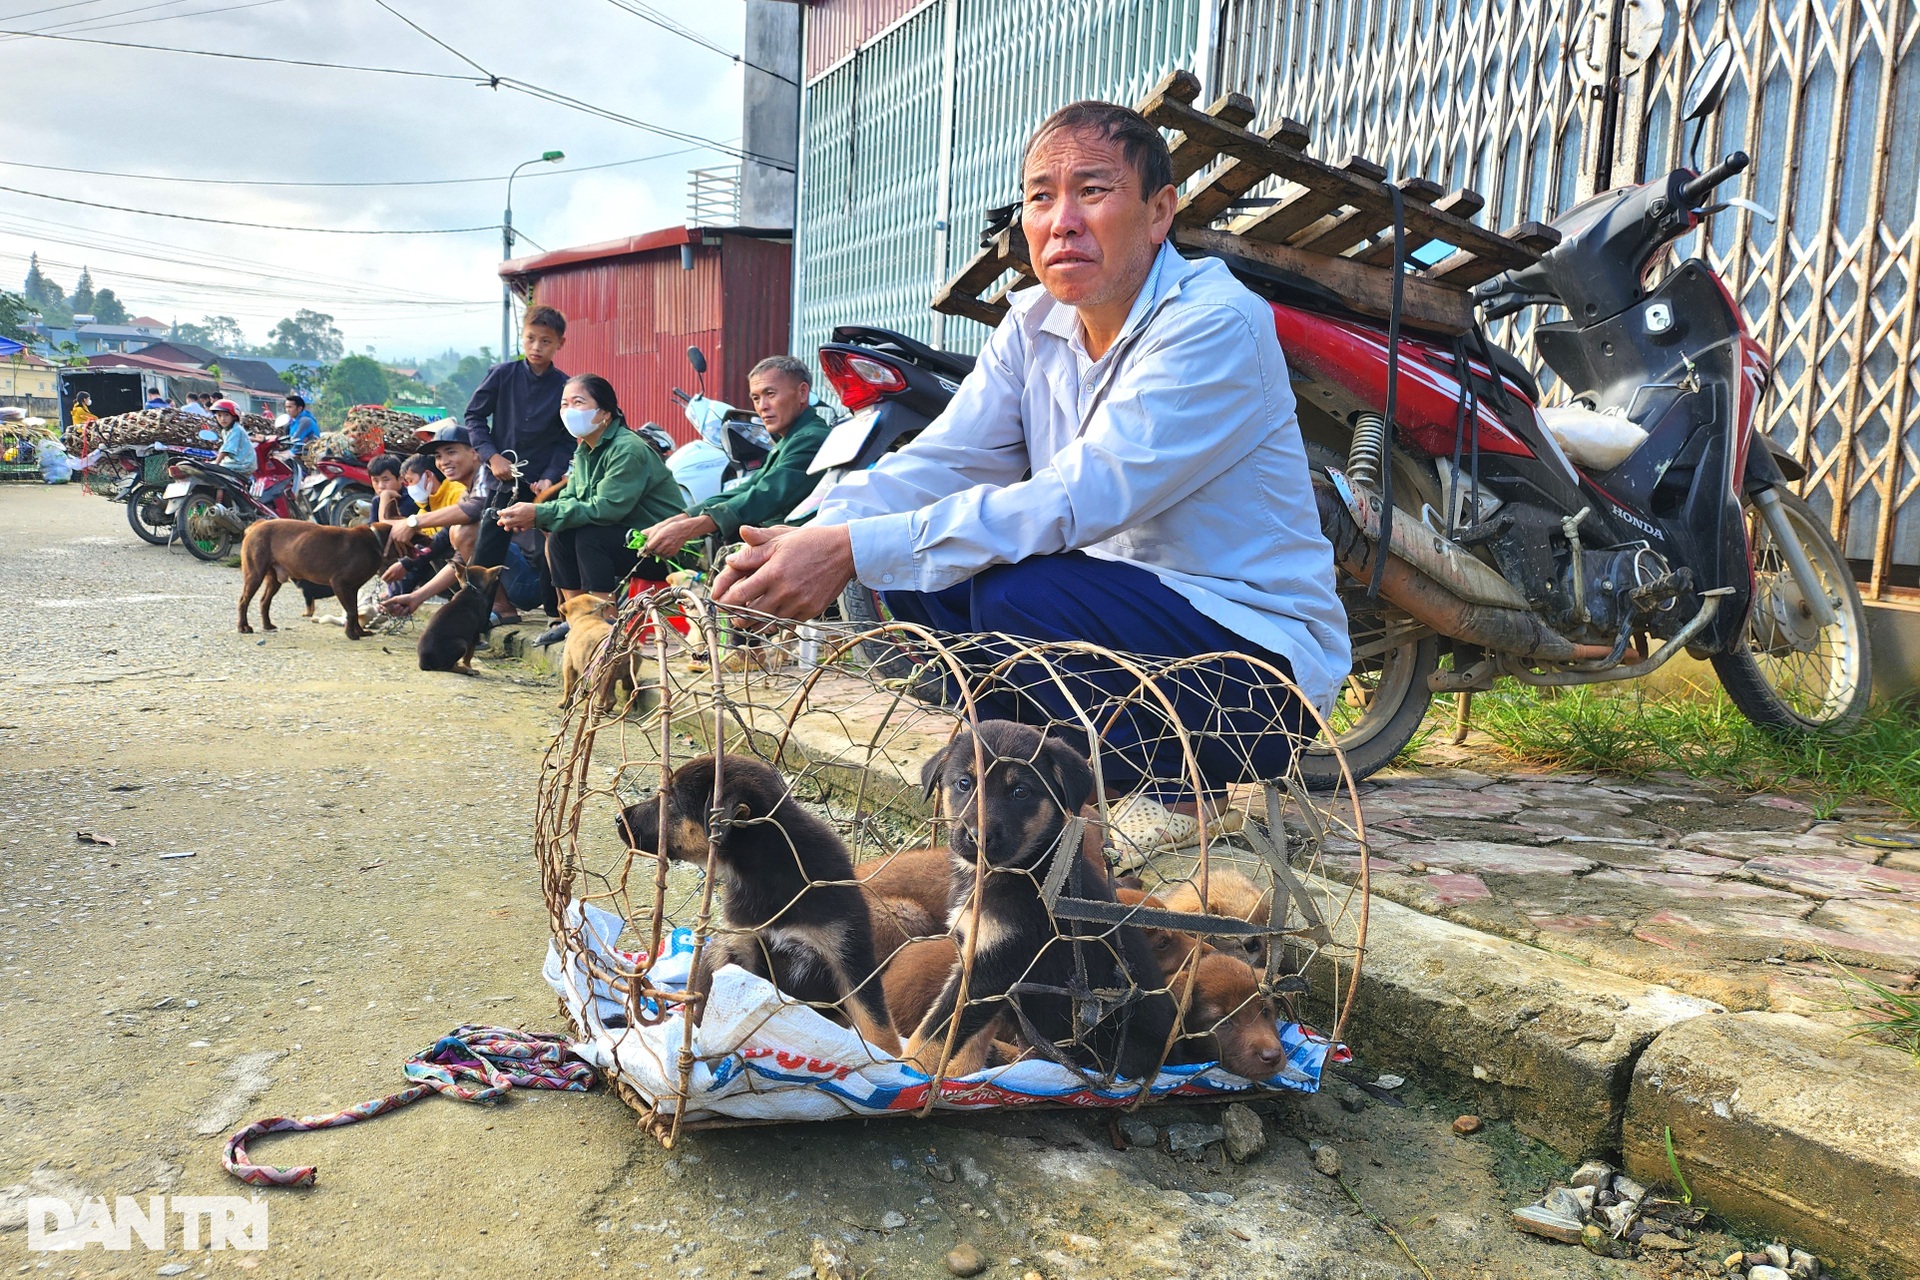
[522,323,564,371]
[431,444,478,484]
[371,470,402,495]
[1020,128,1176,314]
[749,371,810,436]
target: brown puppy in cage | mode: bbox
[1159,867,1275,970]
[907,722,1178,1081]
[617,755,901,1054]
[1171,951,1288,1080]
[1114,886,1286,1079]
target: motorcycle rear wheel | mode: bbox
[1713,488,1872,733]
[329,487,375,528]
[1298,592,1439,790]
[1299,442,1442,788]
[177,490,236,562]
[126,483,173,545]
[839,582,936,684]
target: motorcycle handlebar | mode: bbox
[1681,150,1750,206]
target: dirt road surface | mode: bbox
[1,486,1716,1278]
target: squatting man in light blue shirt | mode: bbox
[713,99,1351,866]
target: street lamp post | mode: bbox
[503,150,566,359]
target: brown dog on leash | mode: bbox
[237,519,398,641]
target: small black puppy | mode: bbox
[907,721,1178,1081]
[617,754,900,1053]
[416,563,503,673]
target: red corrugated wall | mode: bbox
[804,0,924,81]
[521,234,792,446]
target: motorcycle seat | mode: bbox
[1538,405,1649,471]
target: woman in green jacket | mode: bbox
[495,373,682,603]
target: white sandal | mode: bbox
[1107,794,1201,871]
[1105,794,1246,872]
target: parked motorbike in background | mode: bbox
[164,436,303,561]
[826,44,1866,778]
[108,441,213,545]
[1281,40,1869,784]
[788,326,973,671]
[304,452,377,526]
[667,344,771,504]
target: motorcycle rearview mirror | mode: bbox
[685,345,707,396]
[1682,42,1736,123]
[1682,41,1736,164]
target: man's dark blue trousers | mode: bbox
[881,551,1306,799]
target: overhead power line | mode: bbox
[598,0,796,86]
[0,26,478,77]
[0,182,500,233]
[0,143,706,189]
[369,2,795,172]
[0,22,793,170]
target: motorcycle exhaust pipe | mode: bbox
[207,503,250,535]
[1313,477,1611,663]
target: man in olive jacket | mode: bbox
[639,356,833,558]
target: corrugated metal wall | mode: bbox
[524,236,791,445]
[794,0,1204,364]
[804,0,924,80]
[795,3,947,362]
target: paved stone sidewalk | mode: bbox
[1341,758,1920,1017]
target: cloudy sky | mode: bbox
[0,0,747,360]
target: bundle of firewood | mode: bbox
[344,404,430,454]
[92,408,277,450]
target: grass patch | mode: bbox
[1464,686,1920,818]
[1824,952,1920,1064]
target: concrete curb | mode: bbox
[1333,892,1723,1159]
[1623,1011,1920,1280]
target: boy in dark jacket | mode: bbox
[464,304,571,622]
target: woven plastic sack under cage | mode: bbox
[536,586,1368,1144]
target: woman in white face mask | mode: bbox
[495,374,686,604]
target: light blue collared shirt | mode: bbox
[813,240,1351,714]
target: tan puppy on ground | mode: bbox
[558,594,639,711]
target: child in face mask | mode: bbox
[400,451,466,520]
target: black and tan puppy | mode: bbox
[617,755,900,1054]
[237,518,398,640]
[906,722,1178,1081]
[416,563,503,673]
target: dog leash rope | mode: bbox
[222,1024,595,1187]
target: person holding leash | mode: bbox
[706,99,1349,864]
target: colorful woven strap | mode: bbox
[223,1024,594,1187]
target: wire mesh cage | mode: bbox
[536,586,1369,1147]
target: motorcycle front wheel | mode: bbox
[176,490,236,562]
[126,483,173,545]
[1713,488,1872,733]
[838,582,936,683]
